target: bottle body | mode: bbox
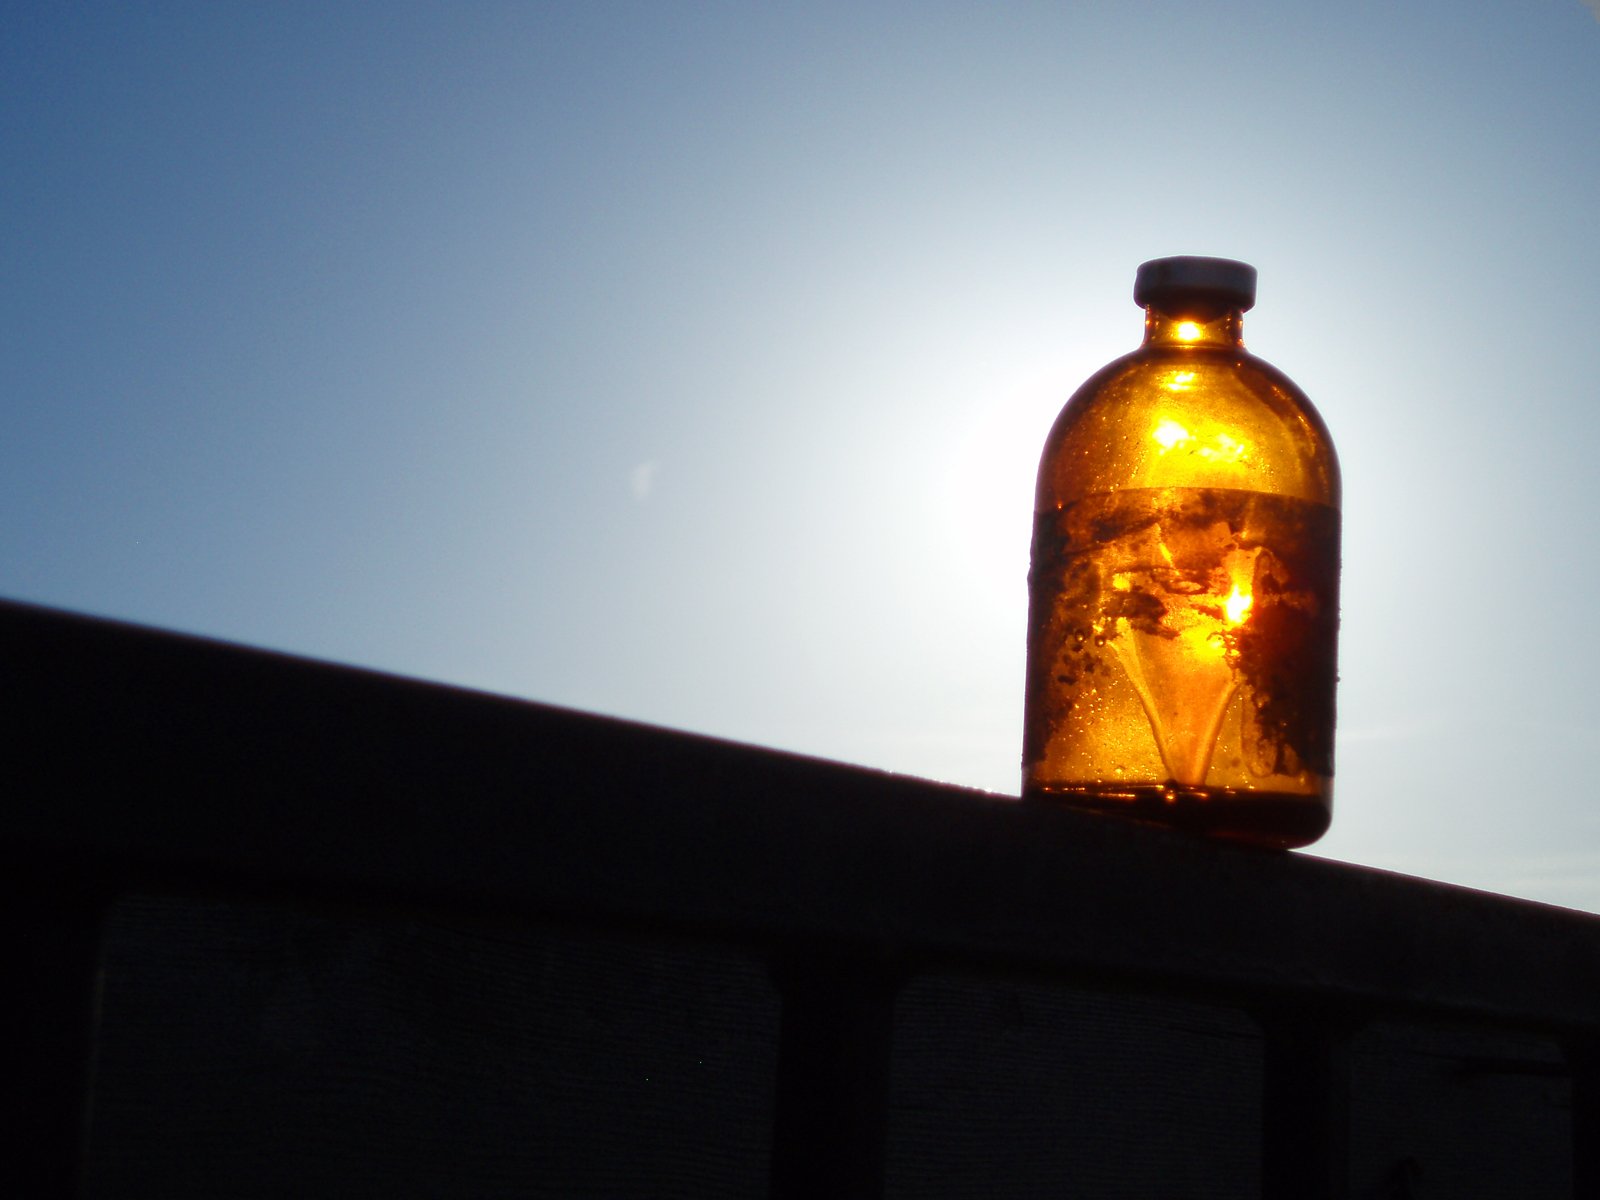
[1022,293,1340,849]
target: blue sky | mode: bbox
[6,3,1600,909]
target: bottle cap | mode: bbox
[1134,256,1257,312]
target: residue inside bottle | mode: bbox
[1024,487,1338,795]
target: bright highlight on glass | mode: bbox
[1022,257,1341,849]
[1152,419,1189,449]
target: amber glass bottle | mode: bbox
[1022,257,1340,848]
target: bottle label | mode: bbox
[1024,487,1340,788]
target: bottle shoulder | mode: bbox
[1037,345,1340,510]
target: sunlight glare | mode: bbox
[1225,585,1253,625]
[1152,416,1249,465]
[1152,418,1191,451]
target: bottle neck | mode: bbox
[1141,305,1245,350]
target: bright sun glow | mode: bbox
[1225,585,1253,625]
[1176,321,1203,341]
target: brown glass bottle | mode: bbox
[1022,257,1340,848]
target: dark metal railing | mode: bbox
[3,597,1598,1198]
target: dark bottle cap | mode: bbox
[1134,256,1257,312]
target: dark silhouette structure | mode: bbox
[2,597,1596,1197]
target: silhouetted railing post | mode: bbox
[768,950,900,1200]
[1258,1002,1356,1200]
[0,862,109,1200]
[1567,1036,1600,1199]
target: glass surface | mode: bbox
[1022,302,1341,848]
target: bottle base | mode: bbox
[1023,781,1329,850]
